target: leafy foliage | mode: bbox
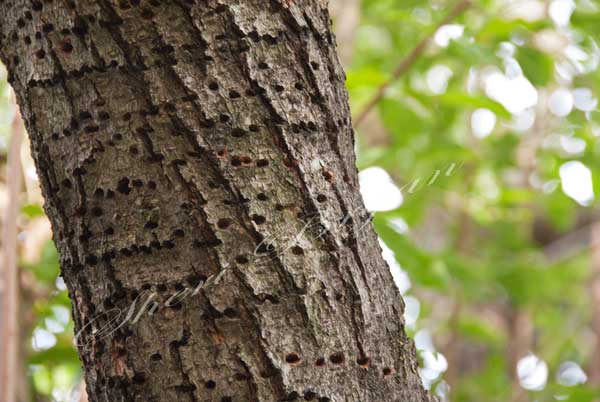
[348,0,600,400]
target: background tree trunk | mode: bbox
[0,1,431,401]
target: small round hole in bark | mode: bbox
[147,181,157,190]
[35,49,46,59]
[256,159,269,167]
[252,215,266,224]
[258,61,269,69]
[310,61,320,70]
[132,179,143,187]
[304,391,318,401]
[235,255,249,264]
[217,218,232,229]
[173,229,185,237]
[205,380,216,389]
[291,246,304,255]
[104,227,114,235]
[231,156,242,167]
[208,81,219,91]
[274,84,285,93]
[285,353,302,365]
[150,352,162,361]
[61,40,73,53]
[329,352,344,365]
[84,125,99,134]
[257,193,268,201]
[231,128,245,138]
[356,357,370,368]
[315,357,326,367]
[382,367,393,376]
[117,177,131,194]
[316,194,327,203]
[294,82,304,91]
[219,114,230,123]
[229,90,241,99]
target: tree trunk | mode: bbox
[0,1,431,401]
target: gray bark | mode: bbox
[0,1,432,401]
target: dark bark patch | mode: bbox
[217,218,232,229]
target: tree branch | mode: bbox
[353,0,471,128]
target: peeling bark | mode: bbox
[0,1,432,401]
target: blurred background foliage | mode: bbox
[1,0,600,401]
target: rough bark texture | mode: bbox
[0,1,432,401]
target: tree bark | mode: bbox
[0,1,432,401]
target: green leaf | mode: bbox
[437,92,511,118]
[26,241,60,284]
[516,47,555,86]
[21,203,45,218]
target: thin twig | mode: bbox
[353,0,472,128]
[0,98,24,402]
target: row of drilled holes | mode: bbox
[286,353,393,376]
